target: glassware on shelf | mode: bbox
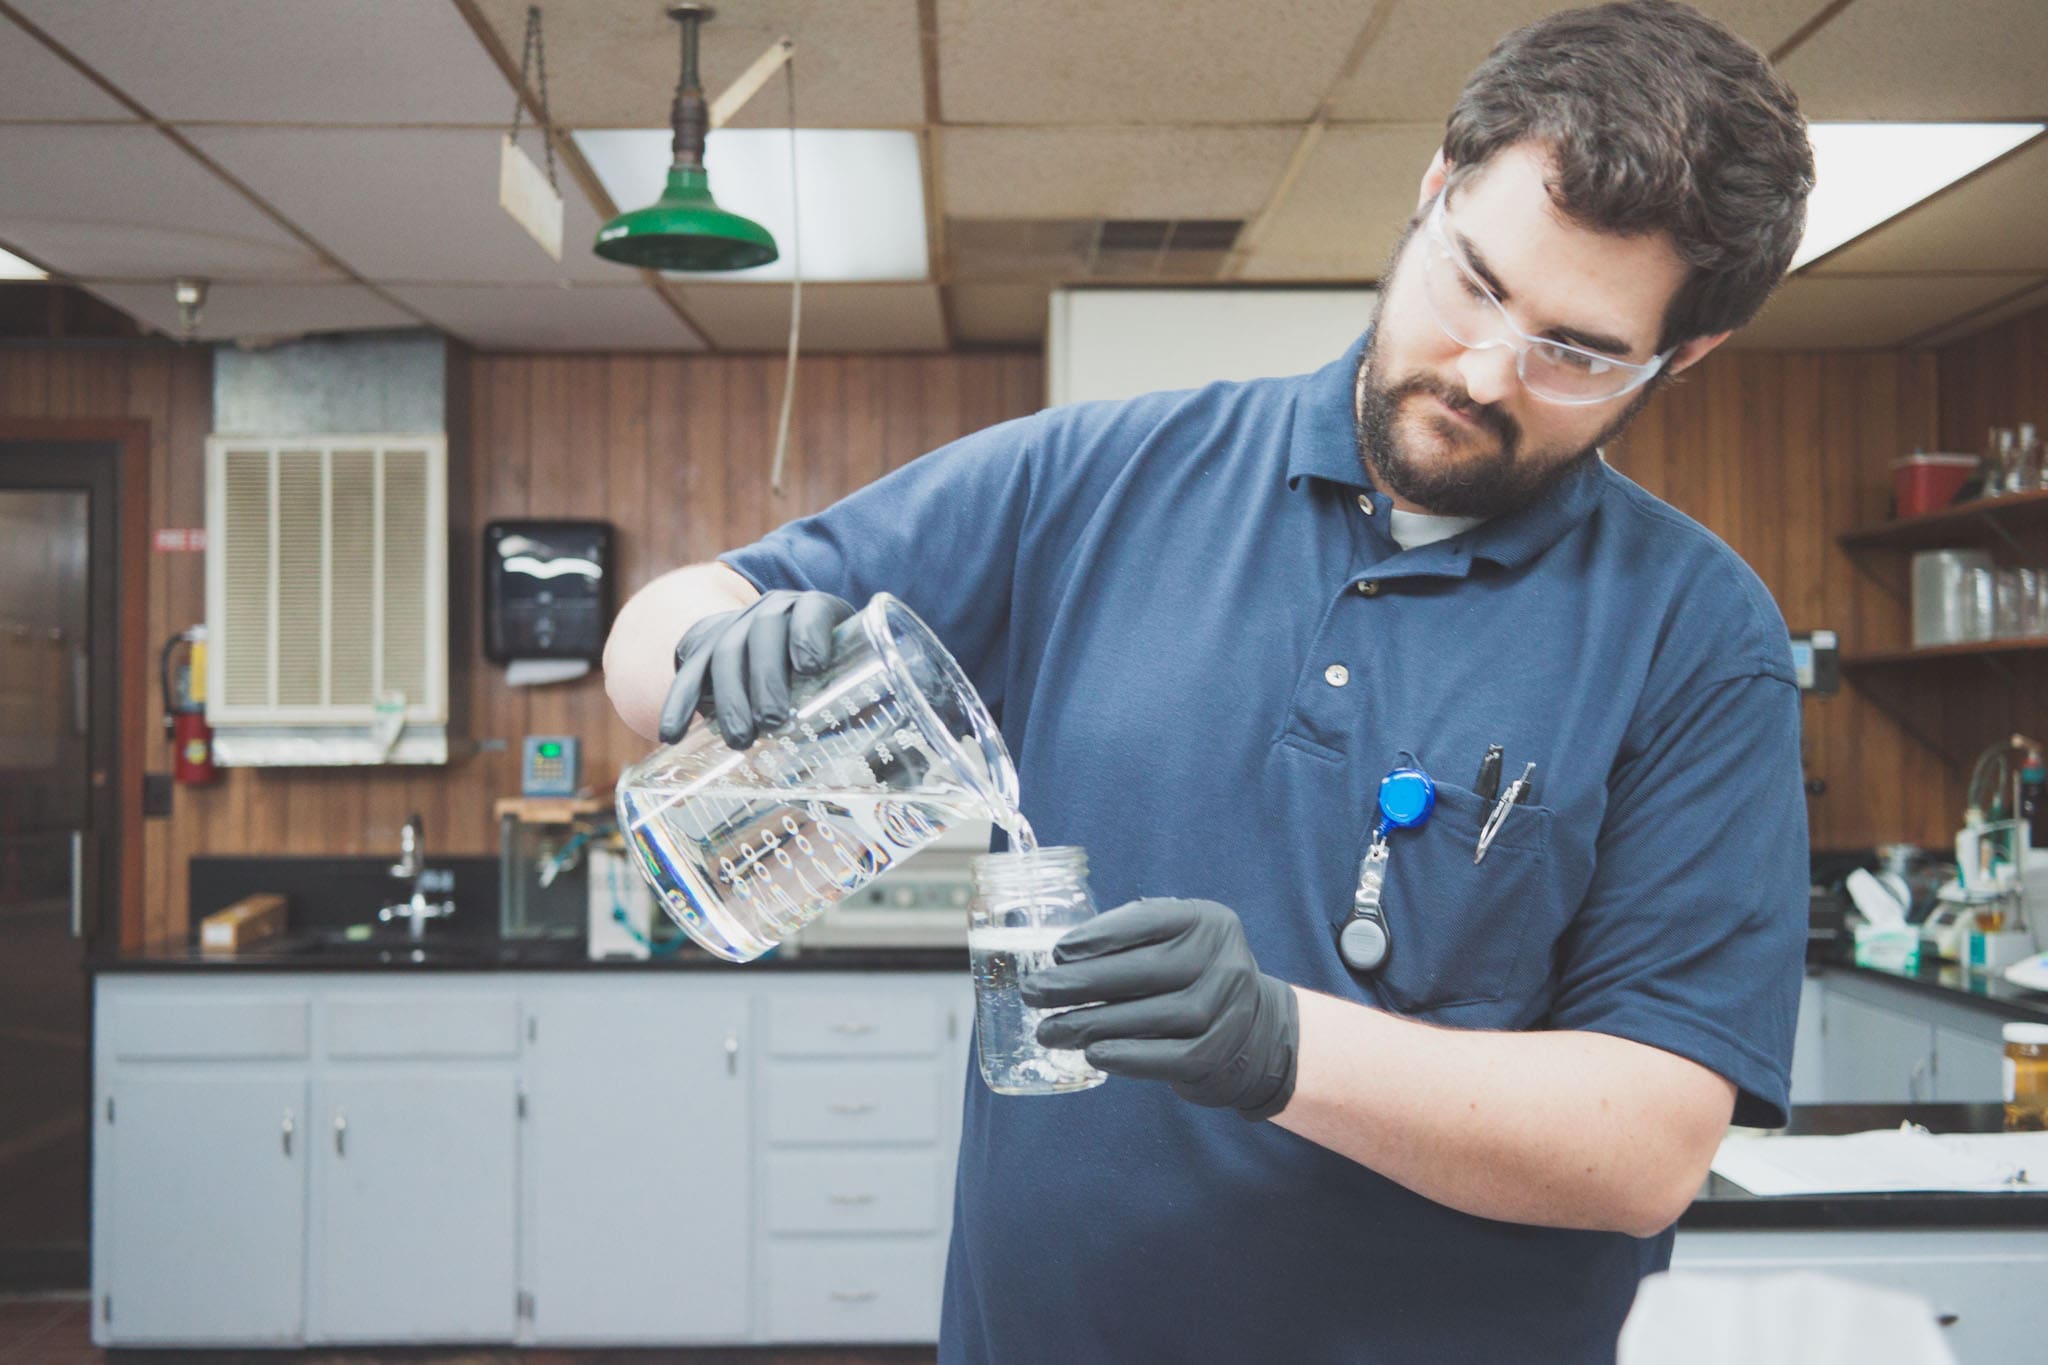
[1956,565,1997,642]
[1995,567,2026,638]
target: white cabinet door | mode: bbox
[1821,992,1935,1102]
[1934,1023,2008,1101]
[523,984,751,1343]
[312,1068,518,1342]
[103,1072,307,1345]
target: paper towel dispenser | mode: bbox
[483,520,614,666]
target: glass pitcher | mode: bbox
[616,592,1024,962]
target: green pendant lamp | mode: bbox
[594,4,778,272]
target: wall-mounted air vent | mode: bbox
[948,218,1245,282]
[204,434,447,732]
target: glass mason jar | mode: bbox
[968,846,1108,1096]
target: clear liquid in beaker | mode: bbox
[620,778,1035,962]
[969,924,1105,1094]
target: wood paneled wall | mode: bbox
[15,310,2048,942]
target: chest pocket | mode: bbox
[1363,780,1564,1022]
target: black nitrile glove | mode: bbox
[657,589,855,748]
[1023,898,1299,1120]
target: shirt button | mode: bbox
[1324,663,1350,687]
[1357,580,1378,597]
[1356,493,1375,517]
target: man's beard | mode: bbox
[1352,290,1659,521]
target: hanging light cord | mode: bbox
[769,50,801,496]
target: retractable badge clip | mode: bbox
[1338,758,1434,973]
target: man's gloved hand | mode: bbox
[1022,898,1299,1121]
[657,590,855,748]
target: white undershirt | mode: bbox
[1387,508,1485,552]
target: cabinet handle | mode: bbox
[828,1192,876,1206]
[724,1033,739,1076]
[832,1021,876,1036]
[828,1289,877,1303]
[281,1110,295,1157]
[1908,1058,1927,1104]
[1936,1313,1959,1329]
[334,1113,347,1157]
[828,1101,876,1116]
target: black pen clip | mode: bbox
[1474,744,1504,803]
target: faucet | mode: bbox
[380,812,455,940]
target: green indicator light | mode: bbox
[538,742,561,758]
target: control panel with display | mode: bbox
[521,736,581,797]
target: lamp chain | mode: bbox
[508,5,558,192]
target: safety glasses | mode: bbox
[1417,196,1675,406]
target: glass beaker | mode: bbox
[616,592,1025,962]
[969,846,1108,1096]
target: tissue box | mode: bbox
[1853,923,1919,972]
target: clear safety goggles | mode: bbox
[1417,196,1675,406]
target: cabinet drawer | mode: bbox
[767,1152,942,1234]
[766,1060,940,1145]
[324,995,519,1059]
[767,993,939,1058]
[763,1237,941,1343]
[109,997,309,1061]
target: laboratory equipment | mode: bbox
[969,845,1106,1095]
[2003,1022,2048,1131]
[616,592,1025,962]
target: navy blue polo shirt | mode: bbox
[720,333,1809,1365]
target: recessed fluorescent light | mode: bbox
[1793,122,2044,270]
[574,128,929,282]
[0,245,47,280]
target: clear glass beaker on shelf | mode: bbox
[1955,565,1997,641]
[969,845,1108,1096]
[616,592,1027,962]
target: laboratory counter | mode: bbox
[89,935,968,973]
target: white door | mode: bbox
[523,985,751,1342]
[105,1072,307,1344]
[313,1068,518,1342]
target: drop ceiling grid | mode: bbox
[940,125,1305,219]
[1723,272,2039,348]
[1773,0,2048,119]
[1230,124,1447,281]
[183,125,622,286]
[934,0,1372,125]
[1323,0,1832,121]
[467,0,927,130]
[79,280,417,341]
[389,281,708,352]
[0,15,134,121]
[0,123,338,280]
[5,0,516,125]
[671,281,945,351]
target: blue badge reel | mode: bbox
[1337,761,1435,973]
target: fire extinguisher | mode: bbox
[160,626,216,785]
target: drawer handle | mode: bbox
[828,1101,876,1116]
[829,1289,877,1303]
[828,1192,876,1206]
[281,1110,295,1158]
[833,1021,876,1036]
[334,1113,347,1157]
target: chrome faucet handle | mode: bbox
[390,813,425,879]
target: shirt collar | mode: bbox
[1284,329,1610,571]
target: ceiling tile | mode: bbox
[389,282,704,351]
[1911,277,2048,348]
[1814,135,2048,274]
[0,15,136,120]
[671,282,944,351]
[1233,125,1443,280]
[186,126,621,285]
[8,0,513,124]
[469,0,925,130]
[940,127,1300,220]
[1776,0,2048,119]
[1722,273,2038,349]
[937,0,1368,125]
[1326,0,1828,122]
[0,124,335,279]
[80,280,416,342]
[950,283,1049,345]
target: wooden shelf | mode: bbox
[1839,487,2048,552]
[494,795,609,824]
[1842,637,2048,669]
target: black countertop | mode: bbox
[1683,1103,2048,1230]
[1826,954,2048,1023]
[92,933,967,974]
